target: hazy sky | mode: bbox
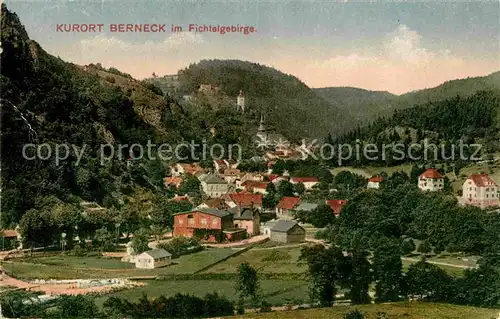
[5,0,500,94]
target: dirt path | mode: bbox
[251,243,308,250]
[402,257,475,269]
[204,235,269,248]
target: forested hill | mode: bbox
[313,87,396,123]
[315,71,500,125]
[0,5,265,227]
[149,59,353,140]
[334,89,500,166]
[0,4,167,224]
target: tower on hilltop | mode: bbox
[237,90,245,113]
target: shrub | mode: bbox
[344,309,365,319]
[158,237,204,258]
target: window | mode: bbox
[179,219,184,225]
[187,214,194,225]
[201,218,207,225]
[212,219,218,225]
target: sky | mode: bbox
[4,0,500,94]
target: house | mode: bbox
[230,207,261,236]
[241,180,269,194]
[200,174,230,198]
[270,220,306,243]
[290,177,319,190]
[462,174,500,208]
[367,176,383,189]
[1,229,22,250]
[164,176,183,188]
[418,168,444,191]
[236,173,265,189]
[213,160,228,173]
[135,249,172,269]
[171,194,193,204]
[229,193,263,210]
[224,159,239,169]
[269,175,288,185]
[173,208,246,242]
[276,197,301,218]
[169,163,203,177]
[222,168,241,184]
[326,199,348,216]
[197,197,231,210]
[261,220,278,236]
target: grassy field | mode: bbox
[2,248,238,280]
[204,246,307,274]
[95,278,311,307]
[232,302,498,319]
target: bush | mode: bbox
[259,300,272,313]
[402,239,416,255]
[344,309,365,319]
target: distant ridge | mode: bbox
[314,71,500,125]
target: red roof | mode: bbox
[368,176,383,183]
[177,163,203,175]
[469,174,498,187]
[172,195,192,203]
[229,193,263,207]
[419,168,443,179]
[1,229,19,238]
[204,197,230,209]
[291,177,319,183]
[223,168,240,175]
[267,174,279,181]
[326,200,348,216]
[242,180,269,189]
[164,176,183,188]
[214,159,227,166]
[276,197,301,210]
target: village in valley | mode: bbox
[1,2,500,318]
[1,86,499,318]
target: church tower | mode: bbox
[256,113,267,140]
[237,90,245,113]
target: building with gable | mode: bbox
[418,168,444,191]
[462,173,500,208]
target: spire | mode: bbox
[258,113,266,132]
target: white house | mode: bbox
[135,249,172,269]
[367,176,383,189]
[418,168,444,192]
[462,173,500,208]
[290,177,319,190]
[200,174,230,198]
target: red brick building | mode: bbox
[173,208,246,242]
